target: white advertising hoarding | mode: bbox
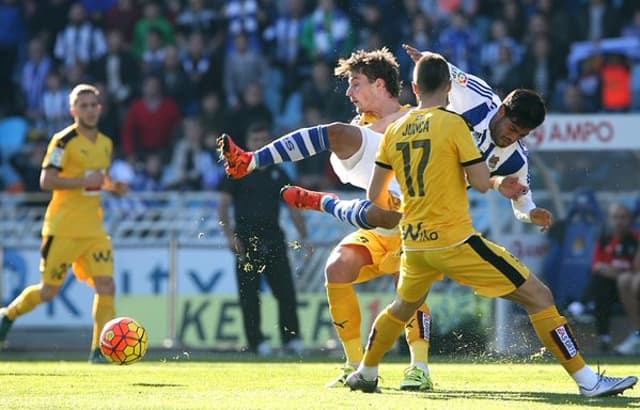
[2,246,238,327]
[527,114,640,151]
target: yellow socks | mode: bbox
[405,304,431,366]
[530,305,586,374]
[326,283,362,365]
[91,294,115,351]
[363,307,407,367]
[6,284,43,320]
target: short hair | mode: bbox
[334,48,401,98]
[69,83,99,107]
[414,53,450,93]
[502,89,546,130]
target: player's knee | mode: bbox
[39,284,59,301]
[94,276,115,295]
[327,123,360,158]
[325,260,359,283]
[389,296,419,322]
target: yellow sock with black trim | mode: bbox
[405,304,431,366]
[6,284,43,320]
[91,294,115,351]
[363,307,407,367]
[326,282,362,364]
[530,305,586,374]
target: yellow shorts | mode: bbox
[399,234,530,302]
[40,235,114,287]
[337,229,402,284]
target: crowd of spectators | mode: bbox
[1,0,640,193]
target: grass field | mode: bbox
[0,352,638,409]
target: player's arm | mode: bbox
[366,164,403,229]
[217,191,244,254]
[102,173,129,196]
[368,109,411,134]
[508,165,553,230]
[454,117,525,197]
[40,167,104,191]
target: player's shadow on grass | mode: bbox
[381,388,639,407]
[131,383,185,388]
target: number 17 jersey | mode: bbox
[375,106,484,250]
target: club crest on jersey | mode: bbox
[488,154,500,169]
[552,324,579,359]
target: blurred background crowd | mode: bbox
[1,0,640,194]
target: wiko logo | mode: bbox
[402,222,439,241]
[92,250,113,263]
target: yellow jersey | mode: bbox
[41,124,113,237]
[351,105,413,126]
[376,106,484,250]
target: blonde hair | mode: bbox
[69,83,100,107]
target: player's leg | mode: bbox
[0,236,72,345]
[323,240,372,388]
[592,275,619,351]
[74,235,116,363]
[347,251,438,392]
[401,292,433,391]
[281,186,400,230]
[459,235,637,397]
[614,272,640,355]
[262,237,303,355]
[218,123,362,178]
[234,238,269,355]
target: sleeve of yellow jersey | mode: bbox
[453,116,484,166]
[41,137,67,170]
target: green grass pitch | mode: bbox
[0,352,638,409]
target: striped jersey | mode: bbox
[447,63,536,222]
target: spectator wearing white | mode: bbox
[54,3,107,67]
[42,72,70,136]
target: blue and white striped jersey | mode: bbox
[446,63,536,222]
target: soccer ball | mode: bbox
[100,316,148,365]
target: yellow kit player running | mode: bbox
[0,84,127,363]
[345,53,637,397]
[220,48,433,390]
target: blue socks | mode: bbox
[254,125,330,167]
[322,197,375,230]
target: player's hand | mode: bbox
[83,170,105,189]
[493,176,528,200]
[111,181,129,196]
[229,236,245,256]
[529,208,553,232]
[402,44,434,63]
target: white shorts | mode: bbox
[330,126,401,236]
[330,126,401,195]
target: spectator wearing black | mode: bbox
[218,122,307,356]
[567,203,639,352]
[90,29,139,108]
[300,59,350,123]
[225,82,273,147]
[181,31,215,114]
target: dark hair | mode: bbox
[414,53,450,93]
[334,48,401,98]
[502,89,546,129]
